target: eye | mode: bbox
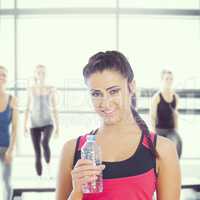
[109,89,120,95]
[91,91,102,97]
[0,73,6,77]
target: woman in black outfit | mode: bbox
[150,69,182,158]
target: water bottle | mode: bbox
[81,134,103,193]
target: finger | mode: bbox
[75,159,93,167]
[79,175,98,185]
[75,159,105,170]
[73,170,102,180]
[74,164,104,173]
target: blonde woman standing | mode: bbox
[24,64,59,178]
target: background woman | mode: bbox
[150,69,182,158]
[24,64,59,178]
[0,65,18,200]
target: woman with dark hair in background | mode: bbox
[24,64,59,179]
[56,51,181,200]
[150,69,182,158]
[0,66,18,200]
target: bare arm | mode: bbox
[150,93,160,132]
[156,136,181,200]
[8,96,18,152]
[24,88,32,133]
[56,139,79,200]
[51,87,59,135]
[174,93,179,130]
[56,139,104,200]
[4,96,19,164]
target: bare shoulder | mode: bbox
[156,135,178,160]
[47,86,56,95]
[60,138,78,168]
[174,92,179,101]
[155,135,181,199]
[46,85,55,90]
[151,91,160,105]
[10,95,18,109]
[30,86,35,91]
[63,138,77,155]
[152,91,160,104]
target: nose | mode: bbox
[99,95,112,109]
[0,75,5,79]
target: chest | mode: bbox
[97,134,141,162]
[0,107,12,123]
[0,97,9,112]
[162,94,173,102]
[33,87,51,96]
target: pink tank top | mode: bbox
[73,131,157,200]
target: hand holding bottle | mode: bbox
[71,159,105,197]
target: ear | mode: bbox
[128,80,136,95]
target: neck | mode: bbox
[36,79,45,86]
[161,87,173,94]
[0,86,5,95]
[99,110,139,135]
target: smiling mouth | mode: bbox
[102,110,115,116]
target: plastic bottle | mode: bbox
[81,134,103,193]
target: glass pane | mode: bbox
[119,15,200,89]
[17,15,116,87]
[0,0,14,8]
[120,0,200,9]
[0,16,15,88]
[18,0,116,8]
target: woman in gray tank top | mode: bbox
[24,64,59,178]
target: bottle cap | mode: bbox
[86,134,96,141]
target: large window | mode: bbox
[17,15,116,87]
[119,16,200,88]
[0,1,200,158]
[0,0,14,8]
[17,0,116,8]
[0,16,15,86]
[120,0,200,9]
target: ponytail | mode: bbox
[131,106,158,158]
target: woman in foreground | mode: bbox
[56,51,181,200]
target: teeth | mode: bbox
[104,110,114,114]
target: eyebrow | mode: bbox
[90,86,120,92]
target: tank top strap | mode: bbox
[142,132,157,149]
[5,95,12,110]
[159,92,164,102]
[172,94,176,105]
[77,134,88,151]
[8,95,12,104]
[77,129,98,150]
